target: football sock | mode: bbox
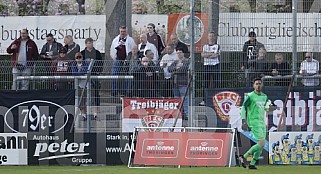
[250,146,263,165]
[244,144,261,159]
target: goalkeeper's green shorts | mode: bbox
[250,126,266,140]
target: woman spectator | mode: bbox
[146,23,166,57]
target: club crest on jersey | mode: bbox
[212,91,241,121]
[141,115,164,132]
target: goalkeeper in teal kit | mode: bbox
[239,78,276,169]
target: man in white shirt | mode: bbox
[110,26,136,96]
[138,33,159,64]
[159,44,178,97]
[299,52,320,86]
[200,32,221,105]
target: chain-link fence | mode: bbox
[0,0,321,133]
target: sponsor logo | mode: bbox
[4,100,69,133]
[185,139,223,159]
[130,100,179,110]
[141,115,165,132]
[141,139,179,158]
[176,15,205,45]
[33,139,90,161]
[212,91,241,121]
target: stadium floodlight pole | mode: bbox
[189,0,195,128]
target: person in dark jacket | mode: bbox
[40,33,63,60]
[71,52,89,120]
[251,47,270,81]
[133,57,159,98]
[127,45,140,97]
[242,31,265,87]
[51,47,72,90]
[168,48,190,120]
[242,31,265,71]
[270,53,291,86]
[170,33,189,57]
[64,35,80,60]
[81,37,103,119]
[6,28,39,90]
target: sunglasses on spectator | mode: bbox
[59,52,66,54]
[147,26,153,29]
[305,56,311,58]
[76,56,83,59]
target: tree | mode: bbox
[208,0,219,35]
[105,0,131,60]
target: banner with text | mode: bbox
[28,133,133,165]
[122,98,182,132]
[0,90,75,134]
[206,87,321,132]
[28,133,101,165]
[1,13,321,54]
[133,132,232,166]
[0,15,168,55]
[0,133,27,165]
[269,132,321,165]
[168,13,321,52]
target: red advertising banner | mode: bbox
[133,132,183,165]
[122,98,182,132]
[182,132,231,166]
[133,132,232,166]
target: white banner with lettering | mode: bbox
[218,13,321,52]
[0,15,168,55]
[0,15,105,55]
[0,13,321,55]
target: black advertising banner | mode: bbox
[105,133,134,165]
[0,90,75,134]
[27,133,133,165]
[206,87,321,132]
[28,133,100,165]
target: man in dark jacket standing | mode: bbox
[81,37,103,119]
[40,33,63,60]
[242,31,265,86]
[6,29,39,90]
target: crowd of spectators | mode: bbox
[5,27,320,119]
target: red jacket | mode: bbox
[6,37,39,67]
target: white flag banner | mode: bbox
[0,13,320,54]
[0,14,169,55]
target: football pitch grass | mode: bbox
[1,165,321,174]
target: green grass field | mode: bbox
[1,165,321,174]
